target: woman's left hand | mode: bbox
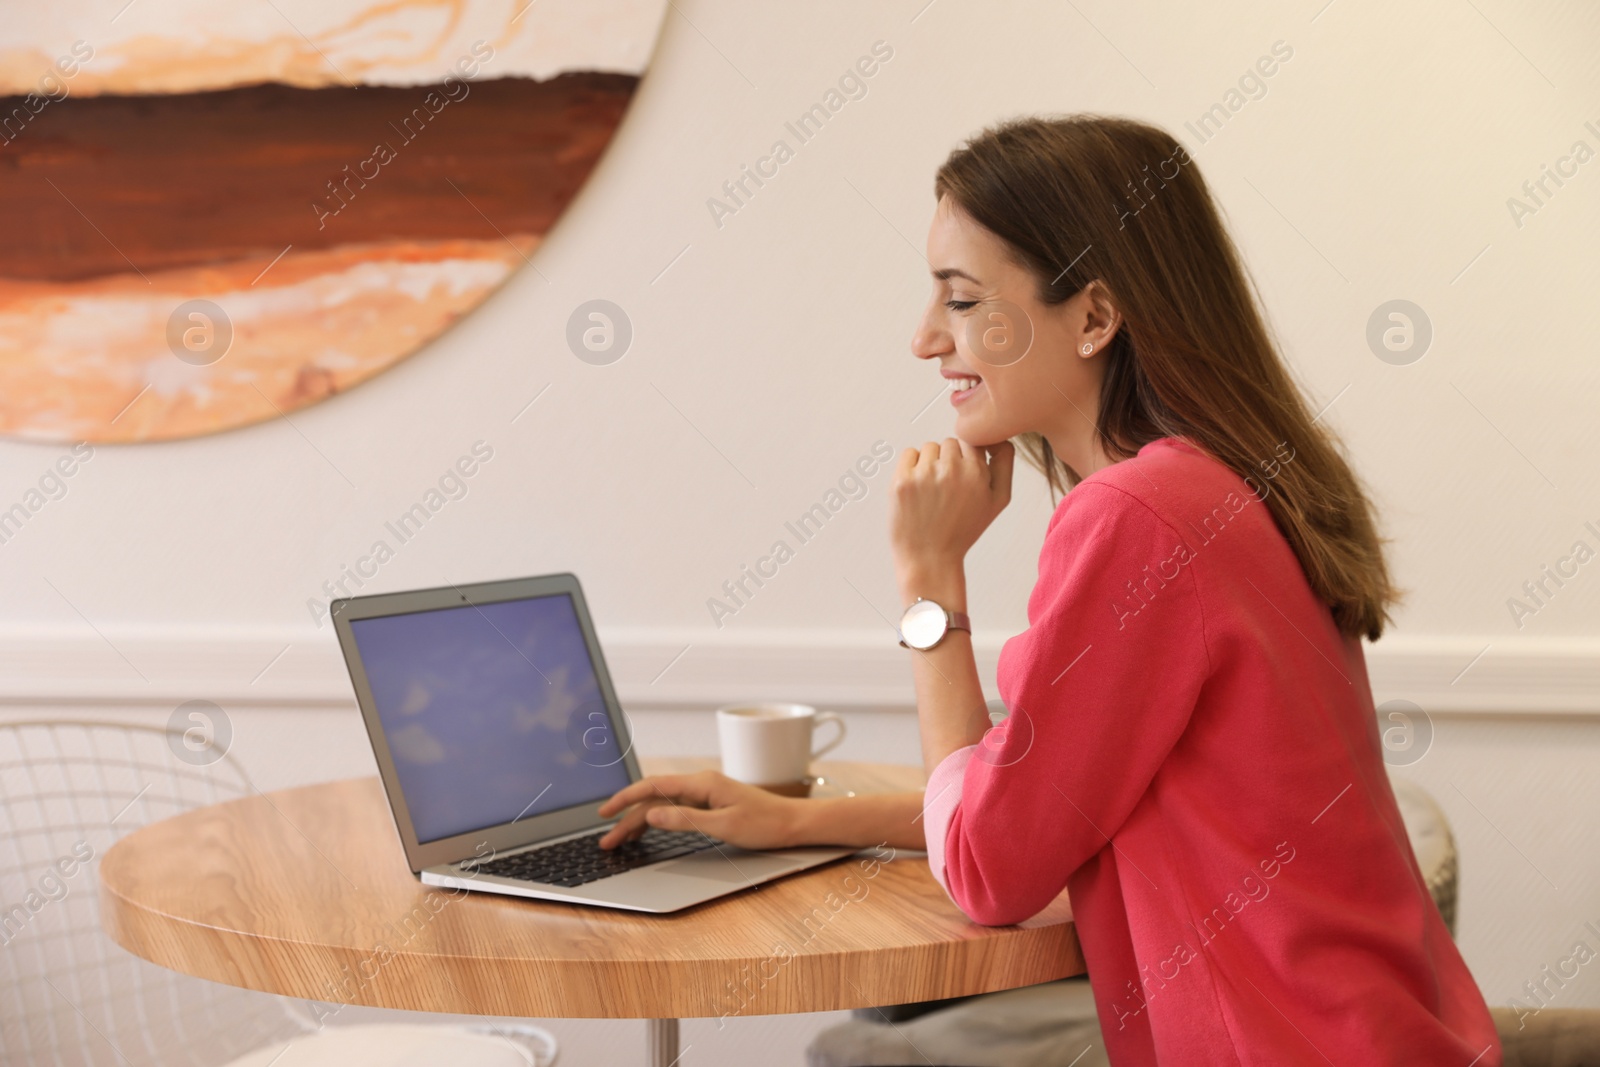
[889,438,1014,577]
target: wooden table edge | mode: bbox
[98,770,1084,1018]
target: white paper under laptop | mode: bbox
[330,572,854,913]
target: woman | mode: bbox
[599,115,1500,1065]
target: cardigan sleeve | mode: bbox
[923,743,975,894]
[938,481,1213,926]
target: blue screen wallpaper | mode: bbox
[349,593,630,843]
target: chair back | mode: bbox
[1389,772,1459,936]
[0,719,308,1066]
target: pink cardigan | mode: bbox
[923,437,1500,1066]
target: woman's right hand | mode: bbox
[596,770,804,851]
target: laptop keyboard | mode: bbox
[460,827,723,888]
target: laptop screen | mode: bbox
[347,592,632,844]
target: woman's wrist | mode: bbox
[784,793,927,851]
[782,794,829,848]
[895,557,968,611]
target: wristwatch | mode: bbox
[897,597,971,650]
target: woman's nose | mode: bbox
[911,315,950,361]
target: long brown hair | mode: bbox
[934,114,1397,641]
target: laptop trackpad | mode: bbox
[657,850,797,884]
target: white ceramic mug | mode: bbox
[715,702,847,787]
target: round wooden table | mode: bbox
[100,759,1082,1065]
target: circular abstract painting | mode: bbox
[0,0,668,443]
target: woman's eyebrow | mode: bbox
[932,267,983,284]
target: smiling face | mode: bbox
[913,194,1122,470]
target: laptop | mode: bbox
[330,572,855,913]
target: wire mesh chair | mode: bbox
[0,719,311,1066]
[0,719,557,1067]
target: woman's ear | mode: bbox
[1076,280,1122,356]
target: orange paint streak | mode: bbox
[0,236,538,444]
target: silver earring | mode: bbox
[1081,342,1093,354]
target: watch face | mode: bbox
[900,599,948,650]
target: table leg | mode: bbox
[647,1017,680,1066]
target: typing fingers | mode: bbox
[598,798,669,849]
[596,774,703,817]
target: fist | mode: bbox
[889,438,1014,576]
